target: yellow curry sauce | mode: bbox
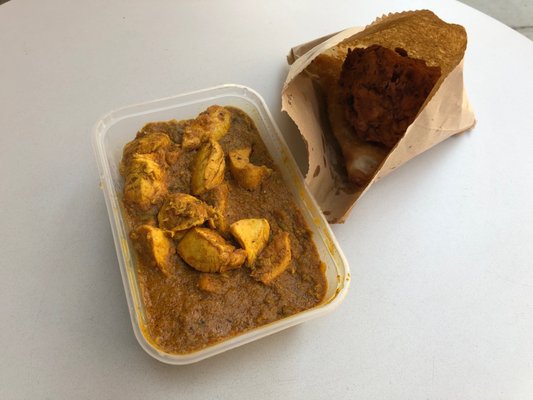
[120,106,326,354]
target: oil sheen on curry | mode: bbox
[120,106,327,354]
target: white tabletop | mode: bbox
[2,0,533,398]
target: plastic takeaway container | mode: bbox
[92,84,350,364]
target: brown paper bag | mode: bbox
[282,10,476,223]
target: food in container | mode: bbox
[92,85,350,364]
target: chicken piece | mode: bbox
[121,132,171,171]
[130,225,176,278]
[123,153,167,211]
[198,273,227,294]
[202,183,229,233]
[123,132,172,159]
[121,133,182,175]
[182,106,232,150]
[228,147,272,190]
[191,140,225,196]
[177,227,246,273]
[230,218,270,266]
[157,193,213,235]
[251,232,292,285]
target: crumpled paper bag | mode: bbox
[282,10,476,222]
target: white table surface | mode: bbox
[2,0,533,398]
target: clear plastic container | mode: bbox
[92,84,350,364]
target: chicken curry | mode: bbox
[120,106,327,354]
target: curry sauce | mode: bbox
[120,106,327,354]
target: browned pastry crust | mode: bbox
[339,45,441,148]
